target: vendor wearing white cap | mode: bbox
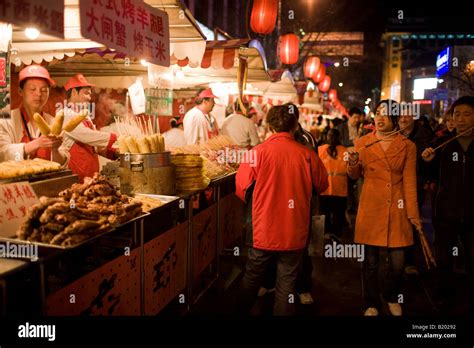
[60,74,117,182]
[0,64,67,164]
[183,88,219,145]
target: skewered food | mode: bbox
[117,134,165,154]
[50,109,65,136]
[63,109,89,132]
[32,113,51,136]
[0,159,62,180]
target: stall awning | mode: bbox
[176,39,251,69]
[11,0,206,67]
[148,39,276,89]
[252,70,297,96]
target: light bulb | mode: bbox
[175,70,184,79]
[140,59,148,66]
[25,27,40,40]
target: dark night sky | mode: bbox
[187,0,474,109]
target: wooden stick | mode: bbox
[139,117,145,136]
[148,117,154,135]
[417,226,437,268]
[421,237,431,270]
[114,116,123,137]
[363,125,412,149]
[433,127,474,151]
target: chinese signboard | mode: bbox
[80,0,170,67]
[0,182,39,237]
[0,0,64,38]
[145,88,173,116]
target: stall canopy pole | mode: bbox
[237,56,248,115]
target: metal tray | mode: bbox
[134,193,180,212]
[0,169,72,184]
[0,213,148,251]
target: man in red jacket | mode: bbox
[235,105,328,315]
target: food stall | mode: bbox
[0,0,267,316]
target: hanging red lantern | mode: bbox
[278,33,299,65]
[329,89,337,101]
[318,75,331,92]
[250,0,278,35]
[313,64,326,83]
[303,56,320,79]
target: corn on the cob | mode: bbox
[118,135,129,153]
[136,137,151,153]
[146,135,159,153]
[63,109,88,132]
[50,109,64,136]
[124,135,139,153]
[32,113,51,136]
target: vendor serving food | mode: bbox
[0,65,67,165]
[60,74,118,182]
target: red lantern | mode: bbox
[318,75,331,92]
[250,0,278,35]
[329,89,337,101]
[278,33,299,65]
[303,56,320,78]
[313,64,326,83]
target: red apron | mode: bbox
[206,114,219,139]
[68,118,99,183]
[19,107,51,160]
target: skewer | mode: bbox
[145,117,151,136]
[432,127,474,151]
[138,117,144,135]
[114,116,123,137]
[137,118,143,136]
[347,125,411,155]
[416,226,437,269]
[148,117,154,135]
[362,124,411,149]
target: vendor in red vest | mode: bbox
[60,74,117,182]
[0,65,67,164]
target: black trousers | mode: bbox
[433,220,474,311]
[238,247,304,315]
[260,247,313,293]
[362,245,405,309]
[319,195,347,238]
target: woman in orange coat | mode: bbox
[347,100,422,317]
[318,128,348,238]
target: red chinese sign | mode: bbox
[80,0,170,67]
[0,182,38,237]
[0,0,64,38]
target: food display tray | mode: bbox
[0,169,73,184]
[134,193,180,212]
[0,213,148,251]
